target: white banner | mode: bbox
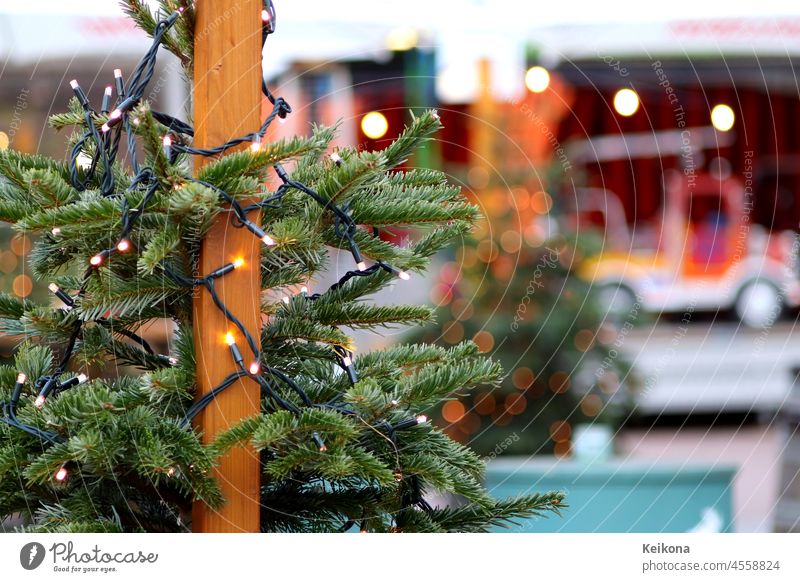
[0,533,798,581]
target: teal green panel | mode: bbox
[486,458,736,533]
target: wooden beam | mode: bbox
[192,0,262,533]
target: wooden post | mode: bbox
[192,0,263,533]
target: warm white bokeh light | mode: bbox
[613,88,640,116]
[525,66,550,93]
[361,111,389,139]
[710,104,735,131]
[385,27,419,51]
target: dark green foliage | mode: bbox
[0,11,565,534]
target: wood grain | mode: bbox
[191,0,262,533]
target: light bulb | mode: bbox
[225,332,236,346]
[330,152,342,165]
[116,239,131,252]
[282,296,290,304]
[69,79,79,90]
[16,372,27,384]
[76,151,93,170]
[114,68,122,79]
[398,270,410,281]
[711,104,735,132]
[55,466,68,482]
[51,227,61,236]
[248,362,261,375]
[90,254,104,267]
[300,286,308,294]
[77,373,88,384]
[48,283,59,294]
[361,111,389,140]
[233,257,245,269]
[167,467,176,477]
[110,109,122,120]
[357,261,367,272]
[525,66,551,93]
[162,135,172,147]
[342,355,353,367]
[168,357,178,365]
[261,234,276,246]
[416,414,429,424]
[34,395,46,408]
[250,136,262,153]
[261,9,270,22]
[132,117,140,126]
[613,88,640,117]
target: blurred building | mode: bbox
[3,2,800,531]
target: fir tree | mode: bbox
[0,2,563,532]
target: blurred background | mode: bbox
[3,0,800,533]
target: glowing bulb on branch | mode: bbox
[261,234,276,246]
[225,332,236,346]
[357,261,367,272]
[76,151,93,170]
[162,134,172,159]
[34,395,46,408]
[361,111,388,139]
[250,135,262,153]
[55,465,69,482]
[90,253,104,267]
[16,372,27,385]
[248,362,261,375]
[116,239,131,252]
[233,257,245,269]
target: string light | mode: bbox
[113,68,124,97]
[312,432,327,452]
[225,332,244,367]
[101,85,113,114]
[162,134,172,159]
[393,414,429,431]
[48,283,75,307]
[2,5,435,512]
[69,80,89,108]
[54,463,69,482]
